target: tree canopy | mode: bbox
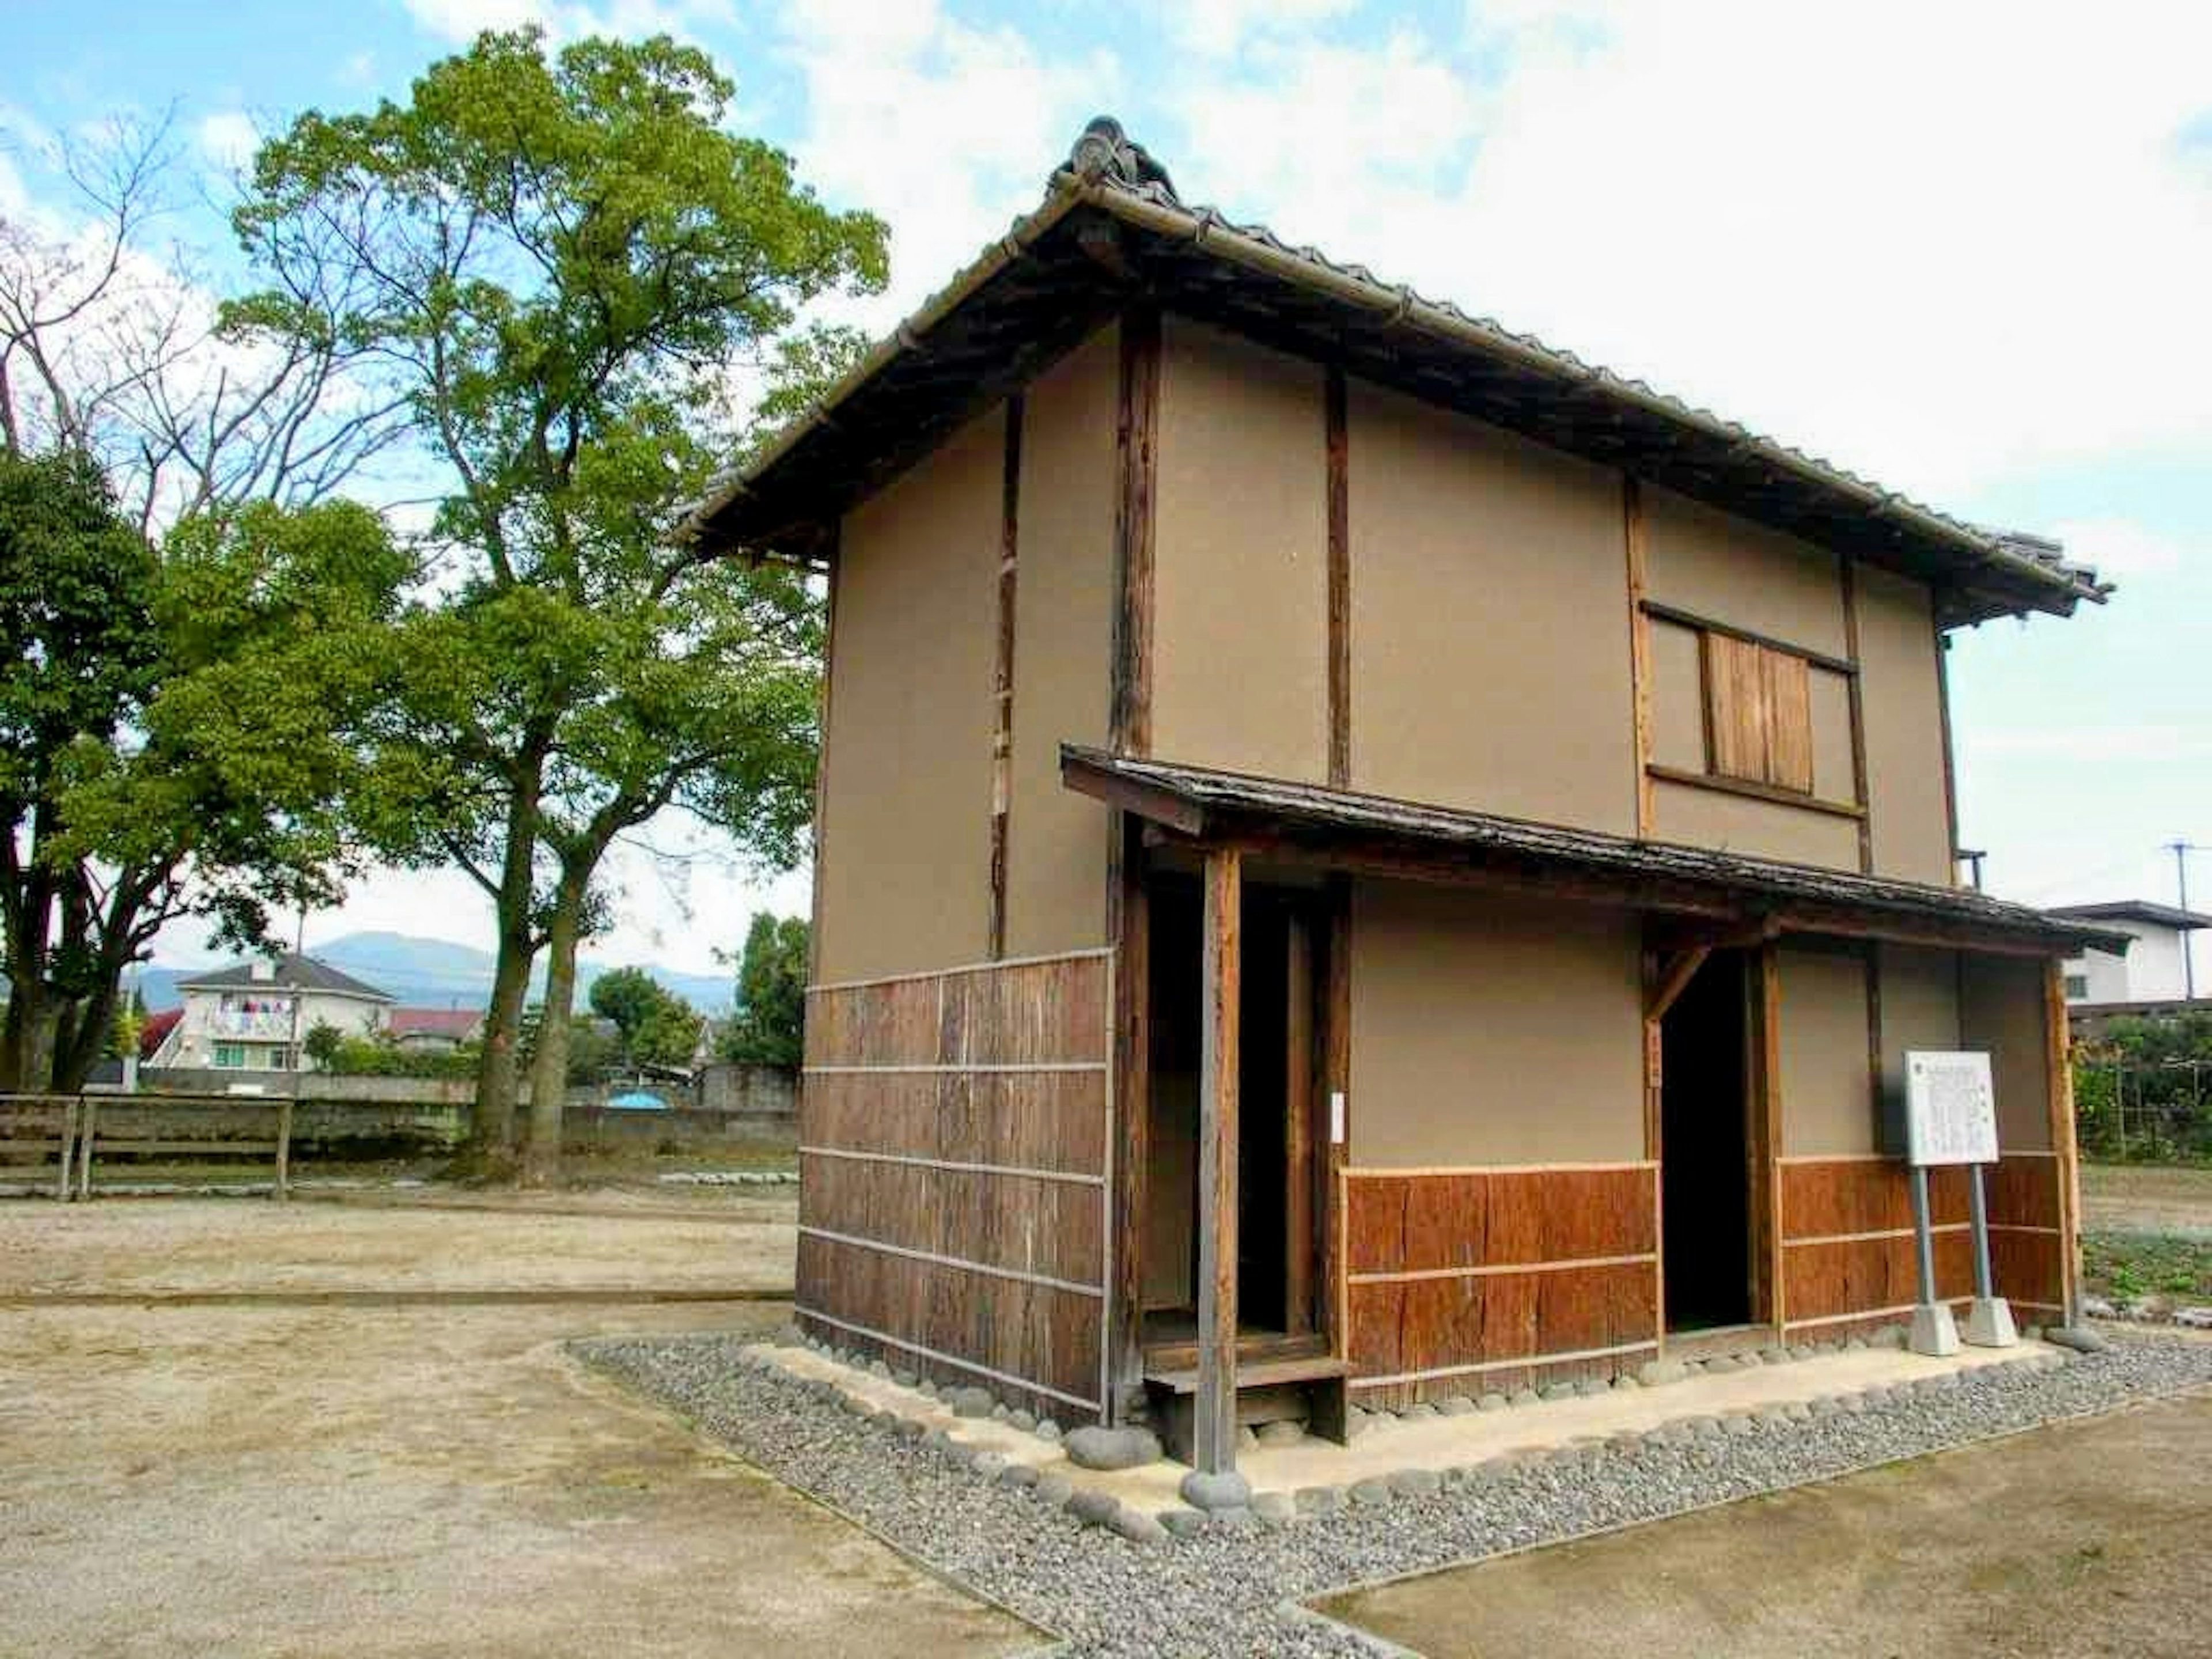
[718,910,806,1070]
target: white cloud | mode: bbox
[775,0,1118,327]
[1149,1,2212,505]
[399,0,734,46]
[1165,0,1358,58]
[2047,518,2191,579]
[196,111,259,172]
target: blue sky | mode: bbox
[6,0,2209,976]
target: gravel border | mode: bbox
[575,1332,2212,1657]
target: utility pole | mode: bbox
[2168,840,2206,1001]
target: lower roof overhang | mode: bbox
[1062,745,2131,961]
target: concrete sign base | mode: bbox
[1964,1297,2019,1349]
[1910,1302,1961,1358]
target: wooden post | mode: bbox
[1283,908,1315,1335]
[1754,942,1785,1335]
[1321,874,1352,1360]
[1195,846,1242,1476]
[1839,556,1874,873]
[275,1097,294,1202]
[1325,366,1350,788]
[2044,959,2081,1322]
[1623,476,1656,837]
[1107,817,1152,1421]
[56,1098,78,1203]
[76,1097,97,1200]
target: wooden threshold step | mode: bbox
[1143,1354,1353,1395]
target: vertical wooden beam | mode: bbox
[1839,556,1874,874]
[1109,307,1160,758]
[2044,957,2082,1322]
[1321,873,1352,1360]
[1325,365,1351,788]
[56,1098,77,1203]
[1934,618,1962,885]
[1623,476,1656,836]
[1195,845,1242,1476]
[1641,941,1667,1346]
[806,525,842,991]
[1104,309,1161,1421]
[1283,908,1315,1335]
[275,1096,293,1202]
[1753,941,1785,1335]
[987,395,1024,959]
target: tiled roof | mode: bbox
[176,952,395,1002]
[387,1007,485,1039]
[2048,900,2212,932]
[685,118,2108,626]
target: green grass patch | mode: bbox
[2082,1230,2212,1304]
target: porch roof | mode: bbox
[1059,745,2131,960]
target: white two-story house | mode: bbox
[148,953,395,1073]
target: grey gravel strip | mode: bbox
[574,1334,2212,1658]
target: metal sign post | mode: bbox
[1903,1051,2016,1356]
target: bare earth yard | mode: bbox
[2081,1160,2212,1236]
[1323,1390,2212,1659]
[0,1193,1033,1659]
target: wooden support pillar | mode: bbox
[1283,908,1315,1335]
[2044,957,2082,1322]
[1195,845,1242,1476]
[1755,940,1785,1335]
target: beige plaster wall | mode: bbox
[1652,778,1863,868]
[1649,618,1706,771]
[1778,945,1877,1156]
[1348,379,1636,832]
[1960,955,2054,1151]
[1858,564,1955,886]
[1005,328,1117,956]
[1152,317,1329,781]
[1644,484,1848,657]
[816,404,1002,983]
[1349,881,1645,1166]
[1877,944,1963,1115]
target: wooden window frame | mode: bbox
[1702,630,1815,796]
[1639,599,1863,820]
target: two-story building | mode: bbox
[149,953,394,1073]
[682,120,2124,1473]
[2053,898,2211,1038]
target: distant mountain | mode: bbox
[129,929,732,1015]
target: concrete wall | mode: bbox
[1778,944,1877,1156]
[1349,880,1645,1166]
[1005,328,1118,956]
[2065,922,2188,1003]
[1151,317,1330,781]
[1347,378,1636,830]
[816,403,1003,983]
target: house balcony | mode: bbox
[207,1011,295,1039]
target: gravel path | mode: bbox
[577,1334,2212,1657]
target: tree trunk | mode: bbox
[1,983,59,1094]
[521,868,588,1188]
[472,756,544,1161]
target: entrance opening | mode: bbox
[1659,946,1755,1332]
[1140,874,1319,1352]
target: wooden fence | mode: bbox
[0,1093,294,1200]
[797,948,1113,1421]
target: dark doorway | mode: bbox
[1660,947,1753,1332]
[1141,876,1319,1348]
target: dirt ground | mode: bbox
[1323,1391,2212,1658]
[2082,1161,2212,1235]
[0,1188,798,1299]
[0,1195,1034,1658]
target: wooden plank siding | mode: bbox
[1339,1164,1660,1408]
[798,949,1114,1418]
[1775,1152,2067,1329]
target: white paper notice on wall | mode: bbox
[1904,1050,1999,1167]
[1330,1091,1346,1146]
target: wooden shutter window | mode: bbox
[1704,634,1813,794]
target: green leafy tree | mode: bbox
[719,911,806,1069]
[303,1020,346,1071]
[588,966,704,1070]
[0,453,404,1092]
[230,28,885,1180]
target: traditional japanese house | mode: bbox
[683,120,2124,1476]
